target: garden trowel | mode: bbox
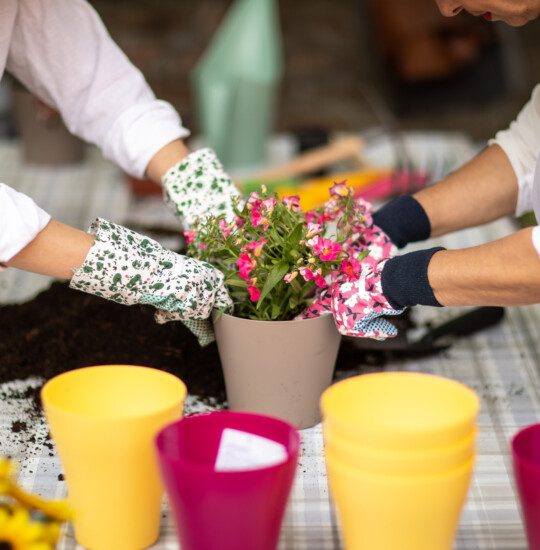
[347,306,505,355]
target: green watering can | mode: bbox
[192,0,283,169]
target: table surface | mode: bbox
[1,134,538,549]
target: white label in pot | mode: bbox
[214,428,288,471]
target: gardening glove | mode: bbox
[70,218,232,346]
[300,198,397,320]
[329,259,404,339]
[302,245,446,339]
[371,194,431,249]
[162,148,242,229]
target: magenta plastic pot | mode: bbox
[155,411,300,550]
[512,423,540,550]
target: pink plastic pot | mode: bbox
[155,411,300,550]
[512,423,540,550]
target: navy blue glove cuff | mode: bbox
[381,247,445,309]
[372,195,431,249]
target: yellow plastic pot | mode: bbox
[325,449,475,550]
[41,365,186,550]
[321,372,479,450]
[323,425,476,476]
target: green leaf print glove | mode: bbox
[162,148,242,229]
[70,218,232,346]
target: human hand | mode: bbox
[162,148,242,229]
[300,197,397,320]
[301,257,403,339]
[70,218,232,345]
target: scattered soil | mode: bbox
[0,282,226,404]
[0,282,413,448]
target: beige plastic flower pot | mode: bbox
[213,313,341,429]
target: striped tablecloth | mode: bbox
[0,136,538,549]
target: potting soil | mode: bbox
[0,281,400,450]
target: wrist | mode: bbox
[145,139,190,184]
[372,195,431,249]
[381,247,445,309]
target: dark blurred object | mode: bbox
[347,306,505,355]
[367,0,507,112]
[294,127,329,178]
[11,80,85,165]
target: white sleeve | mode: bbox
[489,84,540,216]
[532,226,540,258]
[0,183,51,266]
[6,0,190,178]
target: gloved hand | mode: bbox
[70,218,232,346]
[301,246,445,339]
[161,148,242,342]
[301,259,404,339]
[162,148,242,229]
[301,197,397,321]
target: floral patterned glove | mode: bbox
[162,148,242,229]
[329,258,404,339]
[300,198,397,320]
[70,218,232,346]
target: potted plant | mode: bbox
[186,182,371,429]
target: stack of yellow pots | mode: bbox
[320,372,480,550]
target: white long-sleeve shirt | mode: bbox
[0,0,189,264]
[490,84,540,255]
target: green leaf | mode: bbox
[257,261,289,308]
[287,222,304,247]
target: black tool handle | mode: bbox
[419,306,505,343]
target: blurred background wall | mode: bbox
[0,0,539,144]
[85,0,540,142]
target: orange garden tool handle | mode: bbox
[254,136,365,182]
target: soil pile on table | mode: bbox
[0,282,394,396]
[0,282,226,404]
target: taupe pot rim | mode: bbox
[213,311,331,327]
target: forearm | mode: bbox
[413,144,518,237]
[429,228,540,306]
[6,220,94,279]
[145,139,190,183]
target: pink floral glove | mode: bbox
[301,258,403,339]
[330,259,403,339]
[301,198,397,319]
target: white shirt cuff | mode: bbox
[0,183,51,266]
[101,100,190,179]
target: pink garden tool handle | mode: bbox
[155,411,300,550]
[512,423,540,550]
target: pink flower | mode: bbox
[282,195,301,211]
[237,253,257,281]
[284,271,298,283]
[299,266,314,282]
[219,219,232,238]
[247,285,261,302]
[234,216,246,228]
[245,238,268,257]
[300,266,326,287]
[251,209,270,230]
[246,191,261,210]
[184,230,196,245]
[307,236,342,262]
[340,257,362,280]
[261,197,277,214]
[330,180,349,197]
[306,223,322,239]
[305,210,325,225]
[313,273,327,288]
